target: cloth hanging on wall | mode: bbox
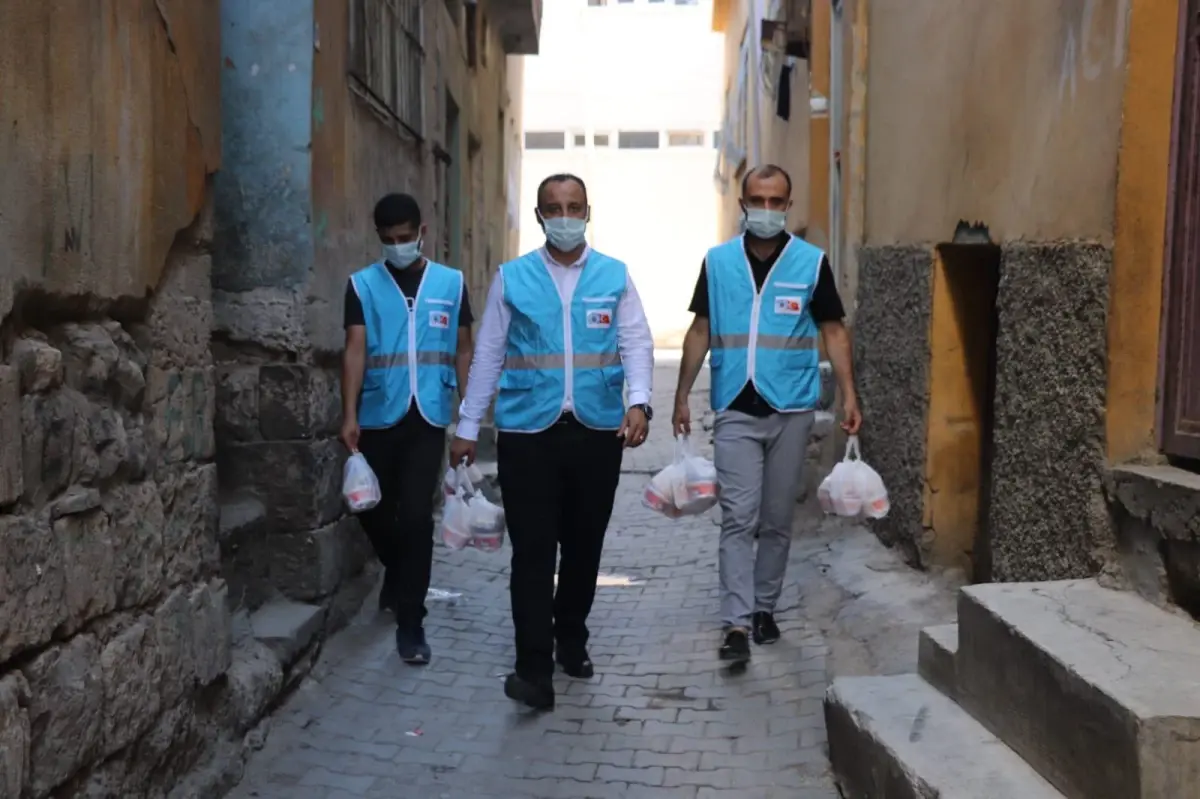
[776,62,793,121]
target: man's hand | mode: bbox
[339,418,360,452]
[841,395,863,435]
[618,407,649,448]
[449,436,476,466]
[672,399,691,438]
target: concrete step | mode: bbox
[826,673,1063,799]
[218,493,266,542]
[249,600,324,666]
[917,623,958,699]
[956,580,1200,799]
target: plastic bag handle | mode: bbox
[843,435,862,462]
[675,434,695,462]
[454,463,476,497]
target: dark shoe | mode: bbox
[719,627,751,663]
[395,626,431,665]
[504,673,555,710]
[555,648,595,679]
[752,611,781,645]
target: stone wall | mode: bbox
[986,243,1114,581]
[852,245,934,566]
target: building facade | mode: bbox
[716,0,1200,612]
[0,1,537,795]
[519,0,724,347]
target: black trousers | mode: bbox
[357,410,446,629]
[498,416,624,679]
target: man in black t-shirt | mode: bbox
[672,165,862,665]
[340,193,474,665]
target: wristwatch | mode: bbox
[630,403,653,421]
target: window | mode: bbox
[593,133,611,147]
[350,0,424,137]
[667,130,705,147]
[573,133,587,147]
[713,130,722,149]
[675,0,699,4]
[617,131,660,149]
[587,0,607,5]
[525,131,566,149]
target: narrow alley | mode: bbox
[226,361,954,799]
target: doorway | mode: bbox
[442,91,462,268]
[922,243,1001,580]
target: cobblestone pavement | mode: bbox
[227,359,956,799]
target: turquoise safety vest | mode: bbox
[350,260,462,428]
[706,235,822,412]
[493,250,628,432]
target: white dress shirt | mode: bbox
[456,245,655,441]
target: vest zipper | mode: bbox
[742,234,794,391]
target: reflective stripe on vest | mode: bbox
[706,235,822,412]
[493,250,628,432]
[352,260,462,428]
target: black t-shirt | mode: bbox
[343,260,474,329]
[688,236,845,417]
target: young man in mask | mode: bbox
[671,165,862,664]
[341,192,474,664]
[449,173,654,710]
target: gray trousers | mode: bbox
[713,409,815,628]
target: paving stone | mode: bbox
[224,362,843,799]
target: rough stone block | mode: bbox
[160,464,220,585]
[154,587,198,707]
[51,323,119,395]
[218,492,266,543]
[191,579,233,684]
[58,509,117,633]
[258,364,317,440]
[212,287,308,354]
[100,617,164,757]
[146,250,215,367]
[12,336,63,394]
[956,580,1200,799]
[222,639,284,732]
[0,673,30,799]
[0,369,20,508]
[312,367,343,437]
[825,674,1062,799]
[0,515,66,662]
[24,636,104,797]
[218,439,343,533]
[103,481,166,607]
[916,623,958,700]
[250,600,325,666]
[20,388,95,504]
[147,366,217,465]
[215,365,259,443]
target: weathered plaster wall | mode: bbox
[852,245,933,567]
[986,243,1114,580]
[864,0,1129,245]
[1106,0,1178,464]
[0,0,220,323]
[213,0,316,354]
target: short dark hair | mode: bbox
[536,173,588,209]
[741,164,792,198]
[374,193,421,229]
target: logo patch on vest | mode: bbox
[586,308,614,329]
[429,311,451,329]
[774,296,804,315]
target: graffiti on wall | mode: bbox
[1058,0,1131,106]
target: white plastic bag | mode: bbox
[441,465,506,551]
[443,462,485,499]
[642,436,719,518]
[817,436,890,519]
[342,452,381,513]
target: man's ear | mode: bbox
[419,223,429,242]
[585,206,592,223]
[534,208,544,227]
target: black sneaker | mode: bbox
[395,626,431,665]
[555,648,595,679]
[719,627,751,663]
[752,611,781,645]
[504,673,555,710]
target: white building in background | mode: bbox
[519,0,725,348]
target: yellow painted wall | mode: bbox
[807,0,831,250]
[1106,0,1179,464]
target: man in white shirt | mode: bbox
[450,173,654,710]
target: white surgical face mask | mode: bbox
[542,215,588,251]
[744,208,788,239]
[382,239,422,269]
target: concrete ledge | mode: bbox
[825,674,1062,799]
[250,600,324,667]
[916,623,958,699]
[956,580,1200,799]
